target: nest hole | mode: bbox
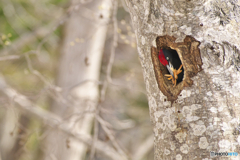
[151,35,203,102]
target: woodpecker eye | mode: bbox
[166,57,169,60]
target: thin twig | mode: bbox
[97,115,128,158]
[0,55,20,61]
[120,0,129,13]
[89,103,100,160]
[100,0,118,102]
[0,76,128,160]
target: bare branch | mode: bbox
[0,55,20,61]
[0,76,128,160]
[97,115,128,158]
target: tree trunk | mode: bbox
[43,0,114,160]
[125,0,240,159]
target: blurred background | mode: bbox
[0,0,153,160]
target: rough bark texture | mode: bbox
[125,0,240,159]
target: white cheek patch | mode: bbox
[166,65,174,80]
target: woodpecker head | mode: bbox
[158,49,168,66]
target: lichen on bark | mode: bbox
[126,0,240,159]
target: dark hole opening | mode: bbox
[159,48,184,85]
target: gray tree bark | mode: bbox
[125,0,240,159]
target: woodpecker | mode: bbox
[158,48,184,86]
